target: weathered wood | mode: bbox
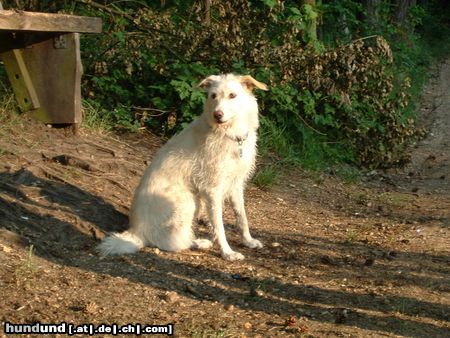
[1,33,83,124]
[1,49,40,111]
[0,5,101,125]
[0,10,102,33]
[25,33,82,124]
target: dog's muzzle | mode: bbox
[213,110,225,124]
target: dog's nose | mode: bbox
[213,110,224,121]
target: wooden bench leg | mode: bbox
[1,49,41,112]
[1,32,83,125]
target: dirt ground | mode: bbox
[0,61,449,338]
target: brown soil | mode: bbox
[0,61,449,338]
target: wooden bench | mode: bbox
[0,2,102,129]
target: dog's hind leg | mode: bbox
[191,197,213,250]
[230,184,263,249]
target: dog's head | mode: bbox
[198,74,268,130]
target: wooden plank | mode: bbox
[20,33,83,124]
[0,10,102,33]
[1,49,41,111]
[1,33,83,124]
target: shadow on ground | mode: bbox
[1,168,448,337]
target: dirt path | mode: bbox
[390,58,450,194]
[0,62,449,337]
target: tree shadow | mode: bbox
[259,229,450,288]
[0,167,127,233]
[0,169,448,337]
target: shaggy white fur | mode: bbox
[98,74,268,260]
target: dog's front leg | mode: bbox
[230,185,263,249]
[205,191,244,261]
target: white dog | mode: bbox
[98,74,268,260]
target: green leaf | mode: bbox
[262,0,277,9]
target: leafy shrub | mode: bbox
[2,0,445,170]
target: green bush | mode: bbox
[2,0,448,171]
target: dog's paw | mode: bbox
[244,238,263,249]
[192,238,213,250]
[222,250,245,261]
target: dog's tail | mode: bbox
[97,231,145,256]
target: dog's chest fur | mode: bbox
[191,129,256,190]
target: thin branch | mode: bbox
[339,35,379,49]
[295,112,328,136]
[74,0,187,62]
[204,0,211,26]
[75,0,134,20]
[132,107,169,113]
[132,107,170,117]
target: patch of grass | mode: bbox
[359,223,375,232]
[375,192,415,207]
[180,322,229,338]
[348,191,369,206]
[14,245,38,283]
[356,192,368,205]
[246,278,272,302]
[258,115,360,178]
[62,167,77,181]
[333,164,361,183]
[345,229,359,244]
[0,148,6,156]
[82,99,141,133]
[252,165,279,189]
[190,330,228,338]
[81,99,114,134]
[258,117,301,164]
[390,298,422,317]
[0,88,21,135]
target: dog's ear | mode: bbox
[198,75,220,89]
[240,75,269,92]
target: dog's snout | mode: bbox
[213,110,224,121]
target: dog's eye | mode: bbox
[211,93,217,99]
[229,93,237,99]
